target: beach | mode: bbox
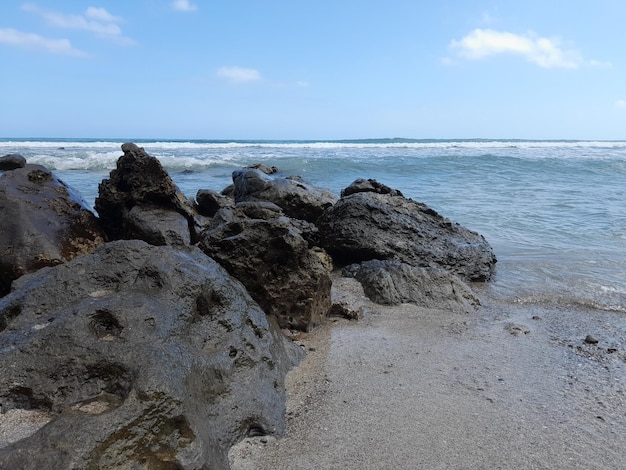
[230,275,626,469]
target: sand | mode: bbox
[229,276,626,469]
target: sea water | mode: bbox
[1,138,625,313]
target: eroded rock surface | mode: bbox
[0,240,301,469]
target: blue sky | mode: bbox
[1,0,625,140]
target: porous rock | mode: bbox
[198,203,332,331]
[317,187,496,281]
[342,259,479,314]
[0,154,27,170]
[232,168,337,223]
[0,164,105,297]
[0,240,302,469]
[95,143,199,244]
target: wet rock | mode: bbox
[198,203,332,331]
[232,168,338,223]
[0,164,105,297]
[342,259,479,313]
[340,178,403,197]
[0,154,26,170]
[195,188,233,217]
[122,204,191,246]
[317,189,496,281]
[0,240,302,469]
[246,163,278,175]
[95,143,199,244]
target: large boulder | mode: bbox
[342,259,479,314]
[0,164,105,297]
[0,240,302,469]
[232,168,338,223]
[198,202,332,331]
[317,186,496,282]
[95,143,198,244]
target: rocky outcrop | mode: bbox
[195,189,234,217]
[0,164,105,297]
[232,168,337,223]
[343,259,479,314]
[0,154,26,170]
[317,188,496,281]
[0,240,302,469]
[198,202,332,331]
[340,178,403,197]
[95,143,199,245]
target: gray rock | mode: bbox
[198,203,332,331]
[340,178,404,197]
[95,143,198,243]
[195,189,234,217]
[342,259,479,313]
[232,168,338,223]
[0,164,105,297]
[317,191,496,282]
[0,240,302,469]
[123,204,191,246]
[0,154,26,170]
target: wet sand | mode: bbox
[230,276,626,469]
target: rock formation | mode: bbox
[0,164,105,297]
[0,240,302,469]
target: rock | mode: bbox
[342,259,479,313]
[0,154,27,170]
[317,190,496,281]
[123,204,191,246]
[232,168,338,223]
[95,143,198,244]
[246,163,278,175]
[340,178,403,197]
[584,334,599,345]
[505,323,530,336]
[195,189,234,217]
[0,164,105,297]
[0,240,302,469]
[327,302,363,320]
[198,203,332,331]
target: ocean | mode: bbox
[1,138,625,314]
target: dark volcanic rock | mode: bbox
[0,154,27,170]
[123,204,191,246]
[317,190,496,281]
[343,259,479,313]
[232,168,338,223]
[0,240,301,469]
[340,178,403,197]
[95,143,198,244]
[195,188,234,217]
[198,203,332,331]
[0,164,105,297]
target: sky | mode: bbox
[1,0,626,140]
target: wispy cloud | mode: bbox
[172,0,197,12]
[0,27,88,57]
[615,100,626,109]
[449,28,585,69]
[21,3,135,45]
[217,66,262,84]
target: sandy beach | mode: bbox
[230,276,626,469]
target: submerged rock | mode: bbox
[0,240,301,469]
[317,185,496,281]
[0,164,105,297]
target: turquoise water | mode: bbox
[2,138,625,312]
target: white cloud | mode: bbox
[449,28,584,68]
[21,3,134,45]
[172,0,197,12]
[615,100,626,109]
[0,27,87,57]
[217,66,262,84]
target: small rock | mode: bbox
[584,335,599,345]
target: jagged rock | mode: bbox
[327,302,363,320]
[342,259,479,313]
[0,164,105,297]
[95,143,199,244]
[232,168,338,223]
[245,163,278,175]
[340,178,403,197]
[317,190,496,281]
[0,154,27,170]
[195,189,234,217]
[198,203,332,331]
[0,240,302,469]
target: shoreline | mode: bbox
[230,276,626,469]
